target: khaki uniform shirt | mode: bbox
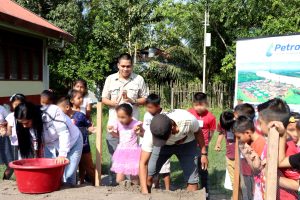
[102,72,148,124]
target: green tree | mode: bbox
[16,0,300,95]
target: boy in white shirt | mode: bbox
[142,94,171,190]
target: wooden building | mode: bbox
[0,0,73,104]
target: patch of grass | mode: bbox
[0,165,4,177]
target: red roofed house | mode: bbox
[0,0,73,104]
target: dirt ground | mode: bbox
[0,180,210,200]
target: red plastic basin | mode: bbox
[9,158,69,194]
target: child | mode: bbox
[232,116,266,172]
[272,114,300,198]
[109,103,144,184]
[188,92,216,196]
[233,103,256,120]
[5,94,26,161]
[234,103,255,200]
[279,117,300,199]
[255,98,292,199]
[0,104,13,180]
[62,91,96,185]
[40,90,55,105]
[73,79,92,119]
[143,94,171,190]
[69,89,84,112]
[188,92,216,147]
[14,102,43,159]
[215,111,236,188]
[215,104,255,199]
[286,112,300,142]
[15,102,83,186]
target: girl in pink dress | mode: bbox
[108,103,144,184]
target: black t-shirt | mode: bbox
[289,153,300,170]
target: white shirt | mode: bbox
[141,111,163,145]
[143,112,155,131]
[142,109,199,152]
[0,105,8,123]
[80,96,92,115]
[41,105,80,157]
[5,112,18,146]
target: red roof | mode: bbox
[0,0,74,42]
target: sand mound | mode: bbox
[0,180,206,200]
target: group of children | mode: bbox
[0,79,95,186]
[0,89,217,194]
[216,98,300,200]
[2,83,299,200]
[106,92,216,197]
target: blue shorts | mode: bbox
[148,140,199,184]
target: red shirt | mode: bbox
[188,109,216,146]
[281,141,300,180]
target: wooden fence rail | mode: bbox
[149,81,234,109]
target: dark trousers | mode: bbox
[11,145,19,160]
[106,136,119,185]
[198,146,209,193]
[79,152,95,185]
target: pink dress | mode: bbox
[111,119,141,176]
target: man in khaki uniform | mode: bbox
[102,53,148,185]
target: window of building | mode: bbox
[0,46,5,79]
[21,49,30,80]
[0,29,43,81]
[9,48,18,80]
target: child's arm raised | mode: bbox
[273,121,300,169]
[240,143,261,173]
[278,129,288,168]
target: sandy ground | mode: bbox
[0,180,209,200]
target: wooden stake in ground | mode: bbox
[95,102,103,186]
[233,138,240,200]
[265,127,279,200]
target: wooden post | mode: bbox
[265,127,279,200]
[95,102,103,186]
[233,138,240,200]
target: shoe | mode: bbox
[2,169,13,180]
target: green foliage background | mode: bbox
[15,0,300,97]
